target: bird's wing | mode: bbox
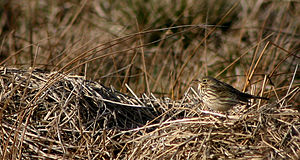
[215,80,249,103]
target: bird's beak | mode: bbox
[192,79,200,83]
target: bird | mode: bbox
[194,76,269,112]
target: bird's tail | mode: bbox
[242,92,269,100]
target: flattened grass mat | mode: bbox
[1,67,299,159]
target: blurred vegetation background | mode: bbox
[0,0,299,101]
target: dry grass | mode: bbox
[0,67,299,159]
[0,0,299,159]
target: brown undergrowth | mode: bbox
[0,67,299,159]
[0,0,299,159]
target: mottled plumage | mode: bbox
[195,76,269,111]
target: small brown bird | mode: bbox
[194,76,269,112]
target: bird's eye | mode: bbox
[202,79,207,83]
